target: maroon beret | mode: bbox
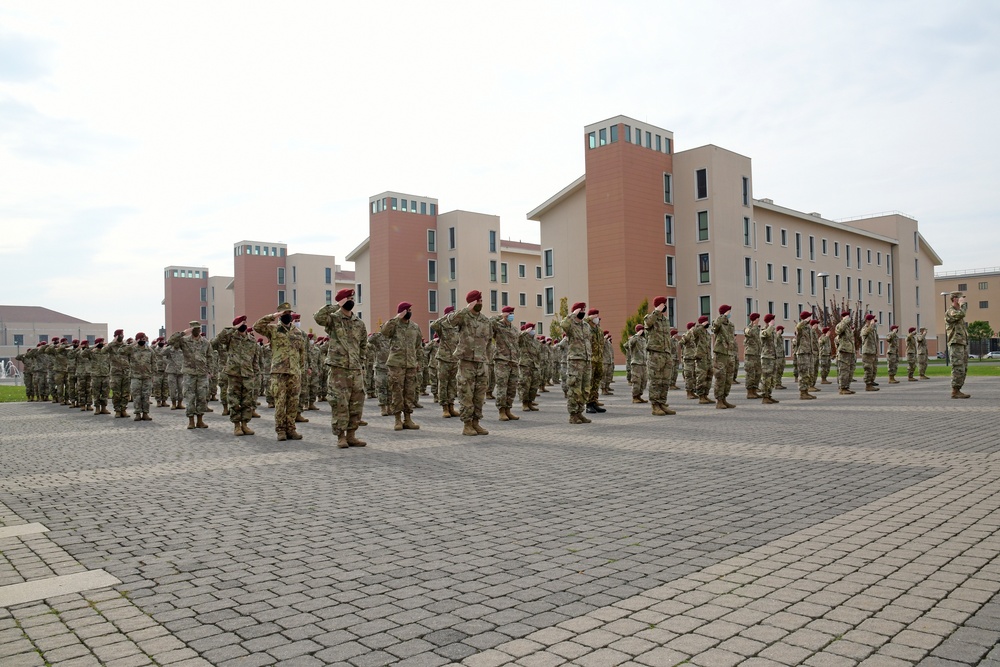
[135,332,147,340]
[537,334,545,340]
[764,313,775,323]
[698,316,709,324]
[335,288,354,301]
[653,296,667,308]
[719,304,731,314]
[822,327,830,333]
[587,308,599,316]
[635,324,644,332]
[800,310,812,319]
[670,328,678,335]
[776,325,785,331]
[233,315,247,326]
[95,337,104,343]
[466,290,482,303]
[810,319,818,325]
[114,329,124,336]
[686,322,695,330]
[397,302,412,313]
[841,310,851,317]
[602,330,610,335]
[443,306,455,314]
[749,313,760,321]
[501,306,515,313]
[571,301,586,312]
[72,339,79,344]
[865,314,875,321]
[890,325,899,330]
[307,332,314,339]
[909,327,916,332]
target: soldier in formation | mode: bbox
[314,288,369,447]
[945,291,971,398]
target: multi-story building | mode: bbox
[935,267,1000,354]
[163,265,212,336]
[529,114,943,363]
[347,192,545,338]
[1,305,108,371]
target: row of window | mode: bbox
[956,282,992,291]
[426,258,550,283]
[373,197,438,216]
[588,124,673,154]
[168,269,208,279]
[273,267,336,286]
[426,289,547,314]
[235,245,286,257]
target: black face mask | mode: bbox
[343,300,355,311]
[576,312,585,320]
[238,325,247,332]
[403,312,412,320]
[280,314,292,325]
[139,340,147,346]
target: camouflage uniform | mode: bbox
[886,328,900,381]
[555,336,569,396]
[602,337,614,394]
[760,321,777,401]
[381,316,423,422]
[695,323,713,400]
[431,314,460,415]
[861,319,879,389]
[670,337,682,389]
[945,300,969,394]
[165,344,184,408]
[711,314,735,404]
[167,328,211,420]
[107,337,131,415]
[916,329,929,378]
[90,343,112,412]
[818,330,832,383]
[627,331,647,401]
[441,304,492,430]
[586,317,604,408]
[47,342,69,404]
[207,343,219,402]
[517,329,539,409]
[65,343,79,406]
[490,314,520,419]
[314,304,368,440]
[794,317,816,396]
[212,334,230,414]
[364,337,377,398]
[216,326,260,431]
[774,328,786,389]
[560,312,592,422]
[680,326,698,396]
[153,343,169,405]
[743,320,762,395]
[835,317,856,392]
[644,308,675,413]
[125,342,155,419]
[75,344,93,409]
[905,330,918,380]
[255,313,307,438]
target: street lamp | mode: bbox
[940,292,950,366]
[817,273,829,326]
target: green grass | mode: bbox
[0,386,27,402]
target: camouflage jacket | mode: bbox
[90,345,112,377]
[643,309,671,353]
[712,315,735,356]
[627,333,647,366]
[167,332,211,375]
[430,314,460,361]
[586,319,603,365]
[380,317,422,368]
[945,303,968,345]
[314,304,368,370]
[440,306,491,363]
[905,333,917,359]
[215,327,258,377]
[253,314,306,376]
[916,332,928,357]
[490,317,520,364]
[106,339,131,374]
[861,323,878,355]
[370,332,390,367]
[126,345,155,379]
[559,315,592,362]
[695,325,712,360]
[680,328,698,359]
[165,346,184,374]
[154,345,168,371]
[886,330,899,358]
[76,347,92,374]
[744,323,761,357]
[835,319,855,355]
[794,320,812,356]
[818,333,832,358]
[760,324,777,360]
[518,329,539,367]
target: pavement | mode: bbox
[0,376,998,667]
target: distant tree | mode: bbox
[620,298,649,356]
[967,320,994,359]
[549,297,569,340]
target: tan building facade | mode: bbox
[1,306,107,371]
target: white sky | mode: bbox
[1,0,998,337]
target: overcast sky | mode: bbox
[1,0,998,337]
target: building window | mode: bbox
[878,281,883,296]
[697,211,709,241]
[867,249,872,264]
[429,290,438,313]
[428,260,437,283]
[664,215,674,245]
[847,278,851,300]
[292,266,297,283]
[588,131,596,149]
[780,229,788,246]
[292,289,297,306]
[846,244,852,267]
[742,176,750,206]
[624,124,631,142]
[664,137,672,153]
[796,268,803,294]
[743,217,751,246]
[356,283,363,304]
[401,198,408,212]
[766,263,774,281]
[835,274,841,290]
[599,128,607,146]
[449,257,457,280]
[782,266,789,283]
[663,173,673,203]
[821,239,828,255]
[39,334,48,343]
[868,280,873,295]
[700,296,711,318]
[765,225,772,244]
[543,249,554,277]
[544,287,554,315]
[810,270,816,296]
[501,291,509,307]
[610,125,618,143]
[411,200,417,213]
[200,306,207,320]
[635,126,642,144]
[519,293,526,307]
[518,264,526,278]
[536,293,543,307]
[809,236,815,261]
[858,278,862,297]
[795,233,802,259]
[325,267,332,284]
[667,298,676,327]
[914,258,919,279]
[980,282,989,290]
[450,289,457,308]
[277,268,285,285]
[489,230,497,253]
[888,284,892,304]
[490,290,498,312]
[489,260,498,282]
[696,168,708,199]
[535,266,542,279]
[834,241,840,257]
[745,257,752,287]
[645,130,652,147]
[767,301,774,315]
[783,303,790,319]
[427,229,436,252]
[325,290,332,305]
[500,263,508,283]
[430,203,437,215]
[13,334,23,346]
[449,227,456,249]
[958,282,968,291]
[746,297,753,320]
[877,251,882,266]
[391,197,397,210]
[915,285,920,306]
[980,301,989,308]
[421,201,427,215]
[200,287,207,302]
[666,256,675,286]
[699,253,711,284]
[278,290,285,305]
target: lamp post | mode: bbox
[817,273,829,327]
[940,292,950,366]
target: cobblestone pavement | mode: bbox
[0,376,998,667]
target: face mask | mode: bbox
[96,344,104,349]
[192,329,201,337]
[576,312,585,320]
[343,300,355,311]
[526,328,534,335]
[473,304,483,313]
[280,315,292,325]
[157,343,164,348]
[725,313,730,320]
[238,324,247,332]
[403,312,412,320]
[506,314,514,322]
[139,340,146,346]
[593,317,600,325]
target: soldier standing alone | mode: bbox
[945,291,971,398]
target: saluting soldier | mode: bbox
[560,302,593,424]
[168,321,212,429]
[886,325,901,384]
[905,327,919,381]
[439,290,492,436]
[860,314,880,392]
[743,313,762,399]
[126,332,155,422]
[794,311,816,400]
[490,306,521,422]
[254,304,307,441]
[216,316,260,437]
[381,302,423,431]
[760,314,779,404]
[945,291,971,398]
[314,288,369,447]
[627,324,647,404]
[711,305,736,409]
[835,311,857,395]
[644,296,675,415]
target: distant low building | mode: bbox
[0,305,107,370]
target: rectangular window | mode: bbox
[958,282,968,291]
[916,285,920,306]
[645,130,651,148]
[449,257,456,280]
[292,289,297,306]
[795,233,802,259]
[489,260,497,282]
[857,247,861,268]
[810,270,816,296]
[292,266,297,283]
[489,230,497,253]
[980,282,989,290]
[588,131,596,149]
[39,334,48,343]
[765,225,772,243]
[666,256,676,286]
[980,301,989,308]
[767,301,774,315]
[599,128,607,146]
[427,229,436,252]
[846,244,851,267]
[518,264,525,278]
[391,197,397,210]
[696,168,708,199]
[421,201,427,215]
[809,236,815,261]
[744,257,752,287]
[700,296,711,318]
[664,215,674,245]
[200,306,207,320]
[535,266,542,279]
[449,227,456,249]
[834,241,840,257]
[780,229,787,246]
[743,217,751,246]
[543,249,554,277]
[867,249,872,264]
[500,262,508,284]
[858,278,862,297]
[835,274,841,290]
[428,260,437,282]
[742,177,750,206]
[667,298,676,327]
[822,239,828,255]
[277,289,285,305]
[325,267,332,284]
[847,278,851,300]
[490,290,498,312]
[501,291,509,307]
[325,290,332,305]
[888,284,892,304]
[13,334,23,346]
[699,253,710,284]
[746,297,753,320]
[624,124,631,142]
[914,258,919,279]
[782,266,789,283]
[450,289,457,308]
[655,134,661,151]
[430,203,437,215]
[410,200,417,213]
[519,293,526,307]
[663,173,673,203]
[544,287,554,315]
[878,281,883,296]
[783,303,790,319]
[796,268,803,294]
[200,287,207,302]
[868,280,873,295]
[356,283,363,304]
[664,137,672,153]
[877,251,882,266]
[766,263,774,281]
[536,293,543,307]
[610,125,618,143]
[254,245,260,255]
[697,211,709,241]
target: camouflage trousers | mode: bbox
[77,375,91,406]
[761,358,776,398]
[560,362,568,396]
[493,360,518,410]
[917,354,928,376]
[270,373,301,434]
[428,364,438,400]
[796,353,815,392]
[91,376,110,407]
[949,344,968,389]
[631,364,647,398]
[388,366,418,415]
[208,374,218,400]
[487,363,495,394]
[130,377,152,415]
[437,360,458,406]
[862,353,878,385]
[648,351,673,405]
[602,362,614,391]
[53,372,67,403]
[587,360,602,404]
[518,364,537,405]
[683,357,697,393]
[566,359,592,415]
[364,362,375,397]
[22,372,33,400]
[327,366,365,432]
[887,354,898,377]
[375,365,389,406]
[837,353,856,390]
[697,358,712,397]
[457,359,487,422]
[775,356,786,387]
[907,355,917,378]
[744,356,761,391]
[111,373,129,411]
[819,355,831,381]
[183,375,209,416]
[226,374,256,424]
[668,358,679,387]
[153,372,168,401]
[713,354,734,400]
[168,373,184,403]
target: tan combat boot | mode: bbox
[699,395,714,405]
[394,413,403,431]
[888,375,899,384]
[187,416,196,429]
[234,423,244,436]
[252,409,261,418]
[716,399,727,409]
[821,378,832,384]
[402,413,419,430]
[865,384,879,392]
[177,402,185,410]
[448,404,461,417]
[295,413,309,423]
[568,413,585,424]
[908,374,918,381]
[522,402,533,412]
[336,430,349,448]
[800,391,816,400]
[472,419,489,435]
[723,398,736,408]
[504,407,519,421]
[443,406,453,418]
[462,422,478,436]
[222,406,230,416]
[307,402,318,411]
[762,396,779,404]
[919,374,930,380]
[287,428,303,440]
[142,413,152,421]
[499,409,509,422]
[241,421,254,435]
[99,405,111,415]
[651,403,666,416]
[578,412,592,423]
[951,388,970,399]
[686,390,697,399]
[276,430,287,441]
[133,413,142,421]
[346,430,366,447]
[380,405,389,416]
[196,415,208,428]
